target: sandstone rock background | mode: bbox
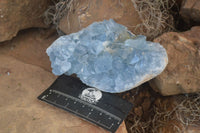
[0,0,200,133]
[49,0,175,39]
[180,0,200,23]
[0,28,57,72]
[150,27,200,96]
[0,0,51,42]
[58,0,142,35]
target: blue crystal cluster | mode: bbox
[47,19,168,93]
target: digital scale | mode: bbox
[38,75,133,133]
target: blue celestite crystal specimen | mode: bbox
[47,19,168,93]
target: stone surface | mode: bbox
[0,55,127,133]
[58,0,141,35]
[0,0,51,42]
[0,28,57,72]
[180,0,200,22]
[150,26,200,96]
[47,20,168,93]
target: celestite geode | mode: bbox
[47,19,168,93]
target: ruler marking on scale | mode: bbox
[51,89,121,121]
[42,98,113,130]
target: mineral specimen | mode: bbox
[47,19,168,93]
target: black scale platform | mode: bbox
[38,75,133,133]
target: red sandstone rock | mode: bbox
[150,27,200,96]
[58,0,142,35]
[180,0,200,22]
[0,29,57,72]
[0,0,51,42]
